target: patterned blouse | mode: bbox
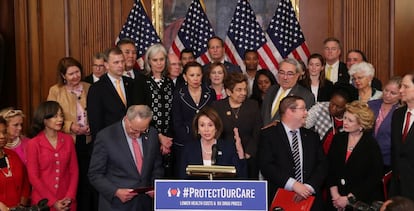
[145,76,174,136]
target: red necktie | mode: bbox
[132,139,143,173]
[403,112,411,142]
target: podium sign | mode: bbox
[155,180,267,211]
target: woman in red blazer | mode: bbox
[27,101,79,211]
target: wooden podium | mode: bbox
[186,165,236,180]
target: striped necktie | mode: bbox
[290,130,302,182]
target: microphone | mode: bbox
[211,144,218,165]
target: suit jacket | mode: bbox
[211,98,262,157]
[83,74,95,84]
[327,132,384,205]
[171,85,216,146]
[177,138,247,179]
[337,62,349,84]
[87,74,134,140]
[88,121,163,211]
[47,82,90,139]
[27,132,79,209]
[258,123,327,210]
[368,99,398,166]
[390,106,414,200]
[261,83,315,125]
[299,79,334,102]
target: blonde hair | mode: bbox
[345,101,374,130]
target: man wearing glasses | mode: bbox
[261,58,315,126]
[84,52,106,84]
[89,105,164,211]
[258,96,327,211]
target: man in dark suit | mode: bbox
[258,96,327,211]
[117,38,147,106]
[261,58,315,126]
[84,52,106,84]
[89,105,164,211]
[202,36,241,74]
[390,74,414,201]
[323,37,350,84]
[87,47,134,140]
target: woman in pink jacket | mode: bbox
[27,101,78,211]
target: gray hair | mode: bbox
[280,58,303,74]
[126,105,153,120]
[143,43,168,76]
[348,61,375,77]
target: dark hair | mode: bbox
[224,72,247,91]
[180,48,195,59]
[116,38,136,48]
[0,116,6,125]
[207,36,224,48]
[279,95,304,116]
[182,61,203,75]
[103,47,123,62]
[243,50,258,60]
[323,37,342,50]
[251,69,277,106]
[347,49,368,62]
[192,107,223,139]
[30,101,63,137]
[300,53,327,88]
[331,82,358,103]
[92,52,105,60]
[384,196,414,211]
[57,57,83,86]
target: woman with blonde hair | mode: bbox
[327,101,383,210]
[0,108,29,164]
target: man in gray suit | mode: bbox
[89,105,164,211]
[261,58,315,126]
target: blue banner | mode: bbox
[155,180,267,211]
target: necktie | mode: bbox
[115,79,126,105]
[271,89,286,118]
[290,130,302,182]
[126,71,133,78]
[403,111,411,142]
[132,138,143,173]
[326,65,332,81]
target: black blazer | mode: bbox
[261,83,315,125]
[299,79,334,102]
[171,85,216,146]
[87,74,134,140]
[258,123,327,209]
[327,132,383,206]
[390,106,414,200]
[211,98,262,157]
[83,73,95,84]
[337,62,350,84]
[177,138,247,179]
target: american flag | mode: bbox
[169,0,215,65]
[116,0,161,68]
[224,0,279,74]
[266,0,310,71]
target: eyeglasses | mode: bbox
[291,107,307,111]
[2,109,24,119]
[92,64,105,68]
[278,71,297,78]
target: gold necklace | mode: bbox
[0,156,12,178]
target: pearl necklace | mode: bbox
[0,155,12,178]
